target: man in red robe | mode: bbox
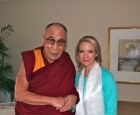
[15,22,79,115]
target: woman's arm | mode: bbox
[102,68,118,115]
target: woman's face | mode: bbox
[78,41,97,69]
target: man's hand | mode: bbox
[51,97,65,108]
[59,95,77,112]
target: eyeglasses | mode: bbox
[44,36,66,47]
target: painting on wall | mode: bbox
[118,39,140,72]
[108,27,140,84]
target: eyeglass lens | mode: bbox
[45,36,66,47]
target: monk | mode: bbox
[14,22,79,115]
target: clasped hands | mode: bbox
[52,94,76,112]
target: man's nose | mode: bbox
[52,42,59,49]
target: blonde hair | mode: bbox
[75,36,102,71]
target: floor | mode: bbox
[118,101,140,115]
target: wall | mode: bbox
[0,0,140,102]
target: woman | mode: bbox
[75,36,118,115]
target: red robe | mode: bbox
[15,47,79,115]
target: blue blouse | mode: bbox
[75,67,118,115]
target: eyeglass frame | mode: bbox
[43,36,66,47]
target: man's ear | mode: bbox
[42,37,45,43]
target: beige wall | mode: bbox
[0,0,140,102]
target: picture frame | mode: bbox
[108,26,140,84]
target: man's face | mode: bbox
[42,25,67,63]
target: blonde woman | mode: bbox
[75,36,118,115]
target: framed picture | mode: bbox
[108,27,140,84]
